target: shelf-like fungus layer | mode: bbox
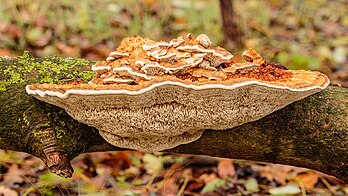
[26,34,330,152]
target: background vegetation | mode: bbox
[0,0,347,195]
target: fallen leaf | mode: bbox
[36,172,70,188]
[115,176,131,188]
[80,154,97,177]
[343,186,348,194]
[217,159,235,178]
[199,173,217,184]
[143,154,163,174]
[92,173,116,190]
[157,176,178,196]
[35,30,52,47]
[185,181,205,192]
[0,49,16,57]
[269,184,301,195]
[201,178,226,194]
[297,172,319,189]
[0,23,21,39]
[100,152,132,169]
[56,42,80,57]
[322,174,342,185]
[181,168,193,180]
[245,177,259,193]
[256,164,308,185]
[0,185,18,196]
[333,47,346,64]
[34,15,48,27]
[25,28,43,45]
[2,164,24,188]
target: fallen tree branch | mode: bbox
[0,53,347,181]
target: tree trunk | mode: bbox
[219,0,243,49]
[0,53,347,181]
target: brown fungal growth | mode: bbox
[242,48,266,65]
[26,34,330,152]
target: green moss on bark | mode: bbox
[0,51,94,92]
[0,52,95,154]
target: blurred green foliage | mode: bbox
[0,0,223,57]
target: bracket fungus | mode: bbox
[26,34,330,152]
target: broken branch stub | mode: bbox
[26,34,330,152]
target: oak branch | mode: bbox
[0,53,347,182]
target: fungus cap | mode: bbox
[26,34,330,152]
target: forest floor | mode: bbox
[0,0,347,195]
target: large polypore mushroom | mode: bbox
[26,34,330,152]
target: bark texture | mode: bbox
[0,53,347,181]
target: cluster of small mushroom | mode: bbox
[89,34,265,85]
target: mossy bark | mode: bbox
[0,52,95,177]
[0,53,347,181]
